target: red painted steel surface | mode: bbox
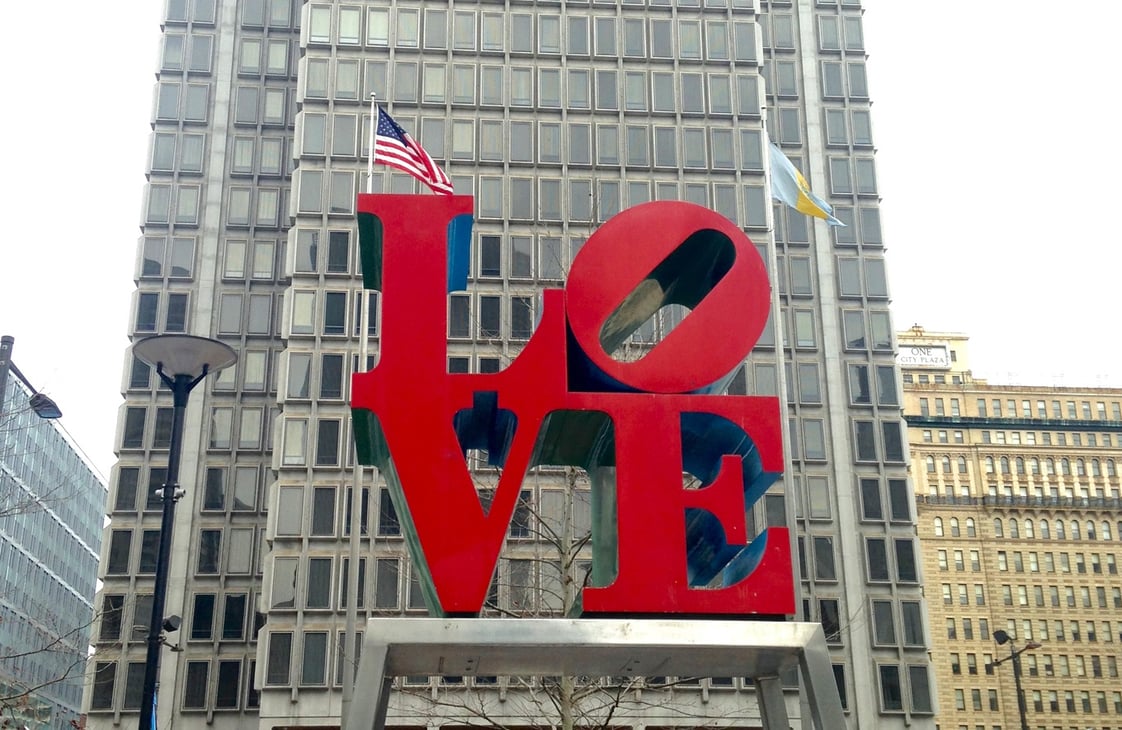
[351,193,794,617]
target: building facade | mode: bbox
[901,326,1122,729]
[88,0,933,728]
[1,364,106,729]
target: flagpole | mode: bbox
[366,92,377,194]
[342,92,379,730]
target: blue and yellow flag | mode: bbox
[768,143,844,226]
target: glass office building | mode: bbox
[89,0,934,727]
[1,377,105,729]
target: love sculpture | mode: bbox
[351,194,793,618]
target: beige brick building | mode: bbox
[900,326,1122,729]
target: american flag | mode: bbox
[373,106,454,195]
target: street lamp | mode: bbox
[987,629,1041,730]
[133,335,236,730]
[0,335,63,419]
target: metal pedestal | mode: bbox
[344,618,844,730]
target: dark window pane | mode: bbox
[222,594,248,640]
[479,295,501,338]
[136,293,159,332]
[859,478,882,520]
[139,530,160,573]
[320,354,344,398]
[115,468,140,511]
[306,557,332,609]
[908,665,932,713]
[315,420,340,466]
[480,235,501,276]
[378,489,400,535]
[882,421,904,462]
[122,407,146,448]
[887,479,910,521]
[901,601,925,646]
[813,536,835,581]
[818,598,840,643]
[324,292,347,334]
[197,529,221,573]
[147,468,167,510]
[183,661,209,708]
[879,664,902,711]
[895,539,917,582]
[100,595,125,642]
[302,632,329,685]
[266,633,293,685]
[311,486,336,535]
[107,531,132,574]
[867,537,889,581]
[191,594,216,640]
[215,661,241,708]
[204,467,226,510]
[327,231,350,273]
[854,421,876,461]
[90,662,117,710]
[122,662,146,710]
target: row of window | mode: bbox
[145,183,287,230]
[153,81,294,129]
[933,515,1122,542]
[1023,688,1122,715]
[104,526,261,578]
[924,454,1122,479]
[111,463,264,515]
[272,486,565,544]
[761,59,869,102]
[235,36,295,78]
[983,431,1120,450]
[937,546,1120,576]
[994,516,1122,541]
[265,551,574,615]
[997,583,1122,612]
[976,396,1122,421]
[153,132,291,179]
[994,549,1120,574]
[798,534,918,585]
[89,657,258,712]
[163,0,220,26]
[304,171,775,235]
[946,635,1122,683]
[308,6,760,62]
[98,591,262,645]
[951,688,1002,713]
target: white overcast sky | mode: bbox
[1,1,1120,477]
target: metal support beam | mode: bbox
[344,618,844,730]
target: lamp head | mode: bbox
[1025,641,1042,650]
[29,393,62,419]
[133,335,237,378]
[993,629,1011,645]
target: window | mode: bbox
[878,665,903,712]
[813,536,836,581]
[865,537,889,581]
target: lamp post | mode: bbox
[133,335,236,730]
[0,335,63,420]
[988,629,1041,730]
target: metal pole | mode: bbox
[0,335,14,418]
[139,372,197,730]
[1010,646,1029,730]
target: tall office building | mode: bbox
[1,356,105,730]
[900,326,1122,729]
[89,0,933,728]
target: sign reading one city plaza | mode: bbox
[350,194,793,617]
[896,343,952,369]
